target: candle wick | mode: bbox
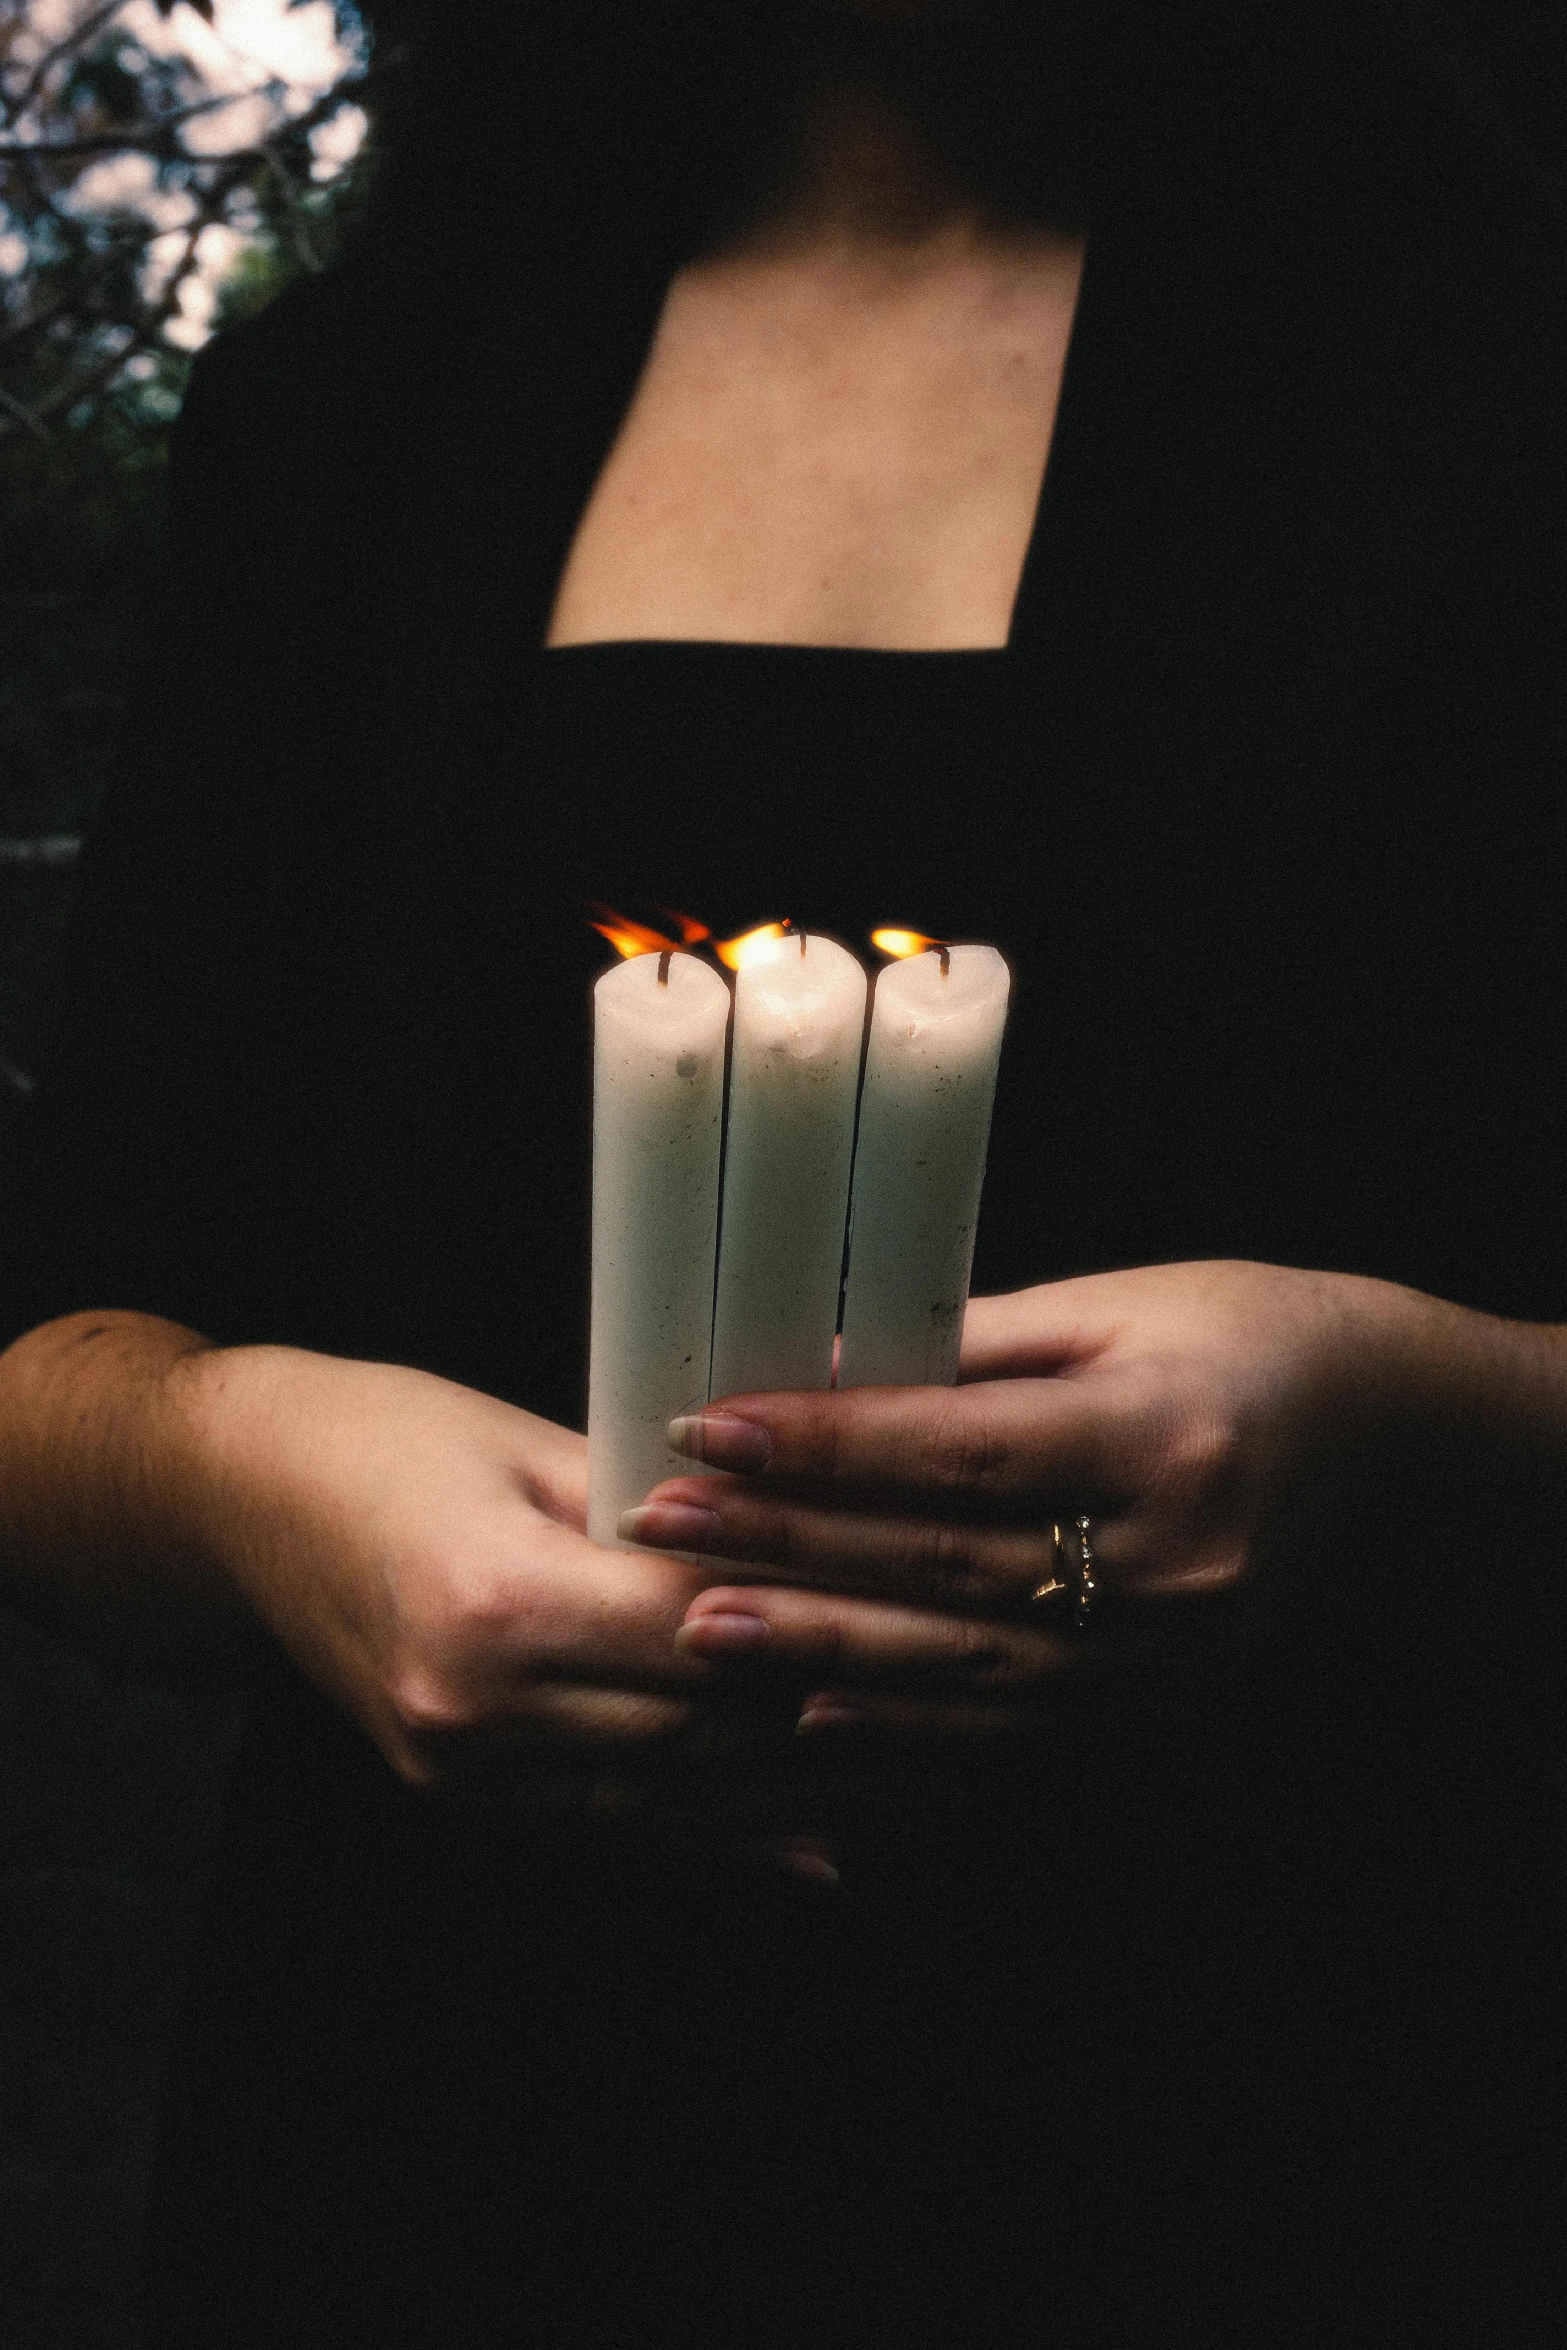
[938,945,950,978]
[799,929,807,958]
[657,949,672,986]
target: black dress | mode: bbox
[11,33,1567,2347]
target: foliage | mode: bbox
[1,0,383,1081]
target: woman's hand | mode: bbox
[623,1261,1567,1739]
[170,1341,903,1860]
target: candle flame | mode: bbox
[587,903,803,971]
[714,921,790,972]
[652,904,712,946]
[586,901,682,960]
[870,928,943,959]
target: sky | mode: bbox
[3,0,369,346]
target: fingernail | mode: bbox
[674,1610,772,1655]
[743,1836,842,1888]
[795,1698,865,1735]
[775,1849,841,1887]
[667,1413,771,1471]
[618,1502,722,1551]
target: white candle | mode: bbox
[710,932,867,1400]
[837,944,1011,1389]
[587,950,731,1546]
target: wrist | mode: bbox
[160,1340,321,1669]
[0,1311,270,1679]
[1305,1275,1567,1680]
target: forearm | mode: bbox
[1294,1279,1567,1685]
[0,1310,268,1681]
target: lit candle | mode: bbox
[837,944,1011,1389]
[587,949,732,1545]
[710,931,867,1399]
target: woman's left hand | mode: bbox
[621,1261,1567,1741]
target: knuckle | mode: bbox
[921,1400,996,1498]
[943,1613,1019,1683]
[797,1609,853,1666]
[388,1665,473,1743]
[921,1518,984,1596]
[1125,1534,1250,1604]
[1178,1541,1250,1598]
[397,1551,526,1666]
[386,1734,441,1791]
[449,1572,525,1647]
[719,1500,798,1575]
[784,1616,859,1673]
[1143,1394,1239,1508]
[763,1504,806,1575]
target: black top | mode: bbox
[11,36,1567,2347]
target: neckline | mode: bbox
[538,637,1012,663]
[539,229,1100,661]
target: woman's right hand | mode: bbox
[172,1342,859,1858]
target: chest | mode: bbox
[315,222,1567,1384]
[545,236,1085,652]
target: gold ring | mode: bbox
[1032,1516,1097,1631]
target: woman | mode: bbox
[2,2,1565,2340]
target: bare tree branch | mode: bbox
[259,138,321,271]
[0,81,282,158]
[23,327,136,422]
[2,16,375,442]
[4,0,130,126]
[0,66,372,164]
[256,70,376,150]
[1,226,167,350]
[0,149,242,438]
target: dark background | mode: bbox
[3,2,1565,2341]
[2,5,373,2336]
